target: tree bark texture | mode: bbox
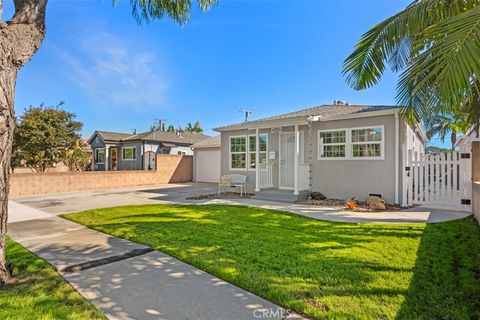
[0,0,46,285]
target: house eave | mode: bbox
[215,108,401,132]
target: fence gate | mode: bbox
[405,150,472,212]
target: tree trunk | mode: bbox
[0,0,47,286]
[451,130,457,151]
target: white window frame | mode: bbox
[229,135,248,171]
[95,148,105,164]
[317,125,385,160]
[248,134,268,170]
[122,146,137,161]
[317,128,348,160]
[350,125,384,160]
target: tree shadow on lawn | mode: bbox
[395,217,480,320]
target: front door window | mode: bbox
[110,149,118,170]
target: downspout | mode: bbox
[395,112,399,204]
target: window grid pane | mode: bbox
[352,143,381,157]
[231,153,246,169]
[323,145,345,158]
[320,131,346,144]
[230,137,246,152]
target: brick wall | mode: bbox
[473,142,480,223]
[10,155,193,197]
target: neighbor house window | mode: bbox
[318,130,346,159]
[95,148,105,163]
[230,136,247,169]
[351,127,383,158]
[122,147,136,160]
[248,134,268,169]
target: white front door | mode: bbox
[279,132,296,189]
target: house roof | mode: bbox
[88,130,210,146]
[214,104,400,131]
[94,131,133,142]
[192,135,221,149]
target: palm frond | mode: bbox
[399,6,480,114]
[128,0,218,24]
[342,0,473,90]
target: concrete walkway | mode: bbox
[8,202,301,320]
[196,198,472,223]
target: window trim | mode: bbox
[317,125,385,161]
[95,148,105,164]
[122,146,137,161]
[229,135,248,171]
[317,128,348,160]
[248,134,268,170]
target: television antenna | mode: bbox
[239,109,252,123]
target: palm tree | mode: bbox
[343,0,480,125]
[193,121,203,133]
[425,112,470,150]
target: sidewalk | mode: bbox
[8,201,302,320]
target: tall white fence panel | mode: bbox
[406,150,472,212]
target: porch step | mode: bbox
[251,189,310,203]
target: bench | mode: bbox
[218,174,247,196]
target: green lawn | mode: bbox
[0,238,105,320]
[64,204,480,319]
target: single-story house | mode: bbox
[88,130,210,171]
[214,102,427,204]
[192,136,221,183]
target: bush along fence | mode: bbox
[10,155,193,197]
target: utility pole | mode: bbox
[155,118,166,131]
[240,109,252,123]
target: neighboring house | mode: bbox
[192,136,221,183]
[88,130,210,171]
[215,102,427,204]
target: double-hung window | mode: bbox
[351,127,383,158]
[122,147,136,160]
[318,130,347,159]
[318,126,384,160]
[95,148,105,164]
[230,136,247,169]
[230,134,268,170]
[248,134,268,169]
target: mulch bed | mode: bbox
[300,198,415,212]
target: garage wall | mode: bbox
[194,148,221,183]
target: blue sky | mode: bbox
[5,0,448,147]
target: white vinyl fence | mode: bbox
[405,150,472,212]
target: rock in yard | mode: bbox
[311,192,327,200]
[365,196,386,210]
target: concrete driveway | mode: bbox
[11,182,218,215]
[11,182,471,223]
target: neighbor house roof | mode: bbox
[92,131,133,142]
[214,104,400,131]
[88,130,210,146]
[192,135,221,149]
[124,131,210,145]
